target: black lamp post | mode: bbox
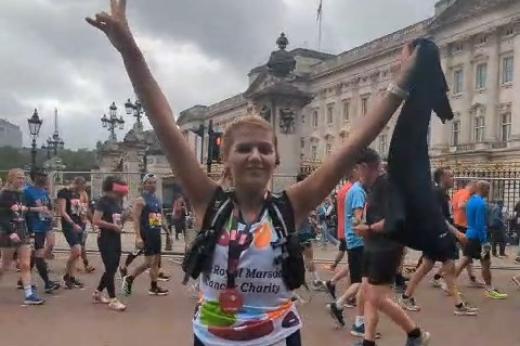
[101,102,125,141]
[124,98,145,130]
[27,109,43,168]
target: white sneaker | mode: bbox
[108,298,126,311]
[92,291,109,304]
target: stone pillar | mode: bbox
[272,103,300,192]
[510,34,520,146]
[485,32,500,143]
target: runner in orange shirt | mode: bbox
[452,181,482,286]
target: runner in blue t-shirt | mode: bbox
[24,168,60,293]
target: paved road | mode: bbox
[1,251,519,346]
[60,228,520,269]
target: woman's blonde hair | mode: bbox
[222,115,280,164]
[3,168,25,191]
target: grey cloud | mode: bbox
[0,0,436,149]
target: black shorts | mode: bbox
[33,232,47,250]
[463,238,489,260]
[347,246,364,284]
[423,233,459,262]
[63,224,86,248]
[141,231,162,256]
[338,239,347,252]
[363,242,403,286]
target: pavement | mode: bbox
[1,230,520,346]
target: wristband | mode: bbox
[387,83,409,100]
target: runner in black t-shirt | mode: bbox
[353,171,428,345]
[92,176,128,311]
[400,167,478,317]
[0,168,44,305]
[57,177,88,289]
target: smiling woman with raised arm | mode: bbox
[87,1,417,345]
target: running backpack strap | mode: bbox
[268,191,305,290]
[181,186,234,284]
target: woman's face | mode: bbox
[12,172,25,190]
[226,126,276,192]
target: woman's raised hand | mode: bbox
[86,0,135,54]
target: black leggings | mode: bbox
[194,330,302,346]
[97,235,121,298]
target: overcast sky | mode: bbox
[0,0,436,149]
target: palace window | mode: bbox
[452,119,460,146]
[325,143,332,156]
[501,113,512,142]
[474,115,485,143]
[361,96,369,116]
[312,110,319,128]
[476,63,487,89]
[342,99,350,123]
[453,69,464,94]
[502,56,514,84]
[327,103,335,125]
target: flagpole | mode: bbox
[317,0,323,51]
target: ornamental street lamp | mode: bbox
[27,108,43,168]
[101,102,125,141]
[124,98,145,131]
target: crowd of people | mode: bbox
[2,1,520,345]
[0,168,181,310]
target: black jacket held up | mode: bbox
[384,39,455,256]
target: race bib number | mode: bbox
[71,199,81,216]
[112,213,122,227]
[148,213,162,227]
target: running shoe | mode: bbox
[16,279,23,290]
[92,291,110,304]
[400,296,421,311]
[324,280,336,300]
[44,281,60,294]
[350,324,382,339]
[325,303,345,327]
[148,286,169,296]
[71,277,84,289]
[157,272,171,282]
[63,275,74,289]
[108,298,126,311]
[405,331,431,346]
[453,303,479,316]
[514,256,520,264]
[121,276,133,296]
[24,292,45,305]
[485,288,508,300]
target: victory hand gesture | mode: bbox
[86,0,135,53]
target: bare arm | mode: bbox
[86,0,217,220]
[132,197,144,241]
[93,210,121,232]
[288,44,418,228]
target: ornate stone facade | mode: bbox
[176,0,520,189]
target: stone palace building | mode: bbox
[176,0,520,191]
